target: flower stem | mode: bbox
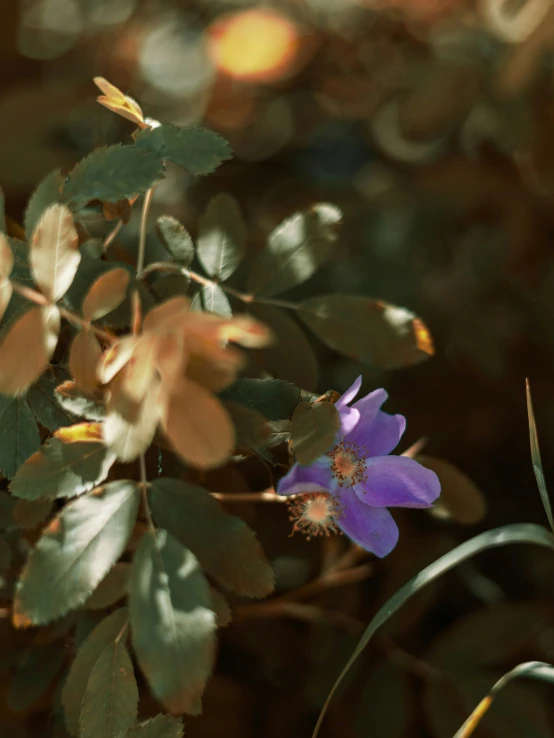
[211,489,288,503]
[103,219,123,251]
[136,187,155,275]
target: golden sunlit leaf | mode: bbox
[97,336,138,385]
[207,9,300,82]
[0,279,13,324]
[143,296,191,334]
[55,422,103,443]
[161,378,235,469]
[0,233,14,279]
[30,204,80,303]
[220,315,274,348]
[0,306,60,395]
[122,334,160,403]
[93,76,146,128]
[82,268,131,322]
[155,332,187,395]
[70,330,102,394]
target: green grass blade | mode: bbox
[526,379,554,532]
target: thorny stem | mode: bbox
[103,219,123,251]
[11,280,116,345]
[136,187,155,275]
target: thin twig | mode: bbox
[211,489,288,503]
[139,454,155,531]
[103,219,123,251]
[136,188,155,275]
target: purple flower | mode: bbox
[277,376,440,557]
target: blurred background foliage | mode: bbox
[3,0,554,736]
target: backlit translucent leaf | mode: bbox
[161,378,235,469]
[197,193,246,280]
[63,145,164,206]
[219,378,301,421]
[82,268,131,321]
[62,608,129,736]
[10,427,115,501]
[129,529,216,714]
[252,303,318,390]
[24,169,63,241]
[55,380,105,421]
[80,636,138,738]
[157,215,194,267]
[30,204,80,302]
[291,401,340,465]
[248,204,341,297]
[8,641,65,712]
[198,282,232,317]
[149,478,275,597]
[0,305,60,395]
[70,329,102,393]
[13,480,140,627]
[0,395,40,479]
[134,125,232,175]
[85,562,130,610]
[299,295,434,369]
[418,455,487,525]
[125,715,184,738]
[27,365,73,431]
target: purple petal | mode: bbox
[355,455,440,509]
[338,406,360,436]
[347,408,406,456]
[335,375,362,411]
[277,460,331,497]
[336,488,399,557]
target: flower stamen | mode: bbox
[327,439,368,488]
[287,492,343,540]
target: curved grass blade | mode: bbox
[311,523,554,738]
[526,379,554,532]
[453,661,554,738]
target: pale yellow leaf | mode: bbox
[93,76,145,126]
[103,371,161,461]
[70,330,102,393]
[220,315,274,348]
[30,204,80,302]
[97,336,138,385]
[0,279,13,323]
[161,377,235,469]
[156,332,187,394]
[0,233,14,279]
[121,333,160,403]
[143,296,190,334]
[82,268,131,321]
[0,306,60,395]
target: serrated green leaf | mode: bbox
[62,608,129,736]
[63,145,164,207]
[0,395,40,479]
[80,636,138,738]
[199,282,232,317]
[251,303,318,390]
[197,193,246,280]
[28,365,73,431]
[24,169,63,240]
[13,481,140,626]
[149,479,275,598]
[54,380,105,421]
[13,498,53,530]
[129,529,216,714]
[248,203,341,297]
[135,125,232,175]
[10,434,115,501]
[156,215,194,266]
[85,562,130,610]
[291,401,339,465]
[219,378,301,421]
[224,401,270,452]
[125,715,184,738]
[298,295,434,369]
[8,641,65,712]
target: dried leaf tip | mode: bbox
[93,76,147,129]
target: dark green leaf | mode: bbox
[0,534,11,579]
[0,395,40,479]
[224,401,270,452]
[210,587,232,628]
[151,274,190,301]
[8,642,65,711]
[135,125,232,175]
[197,193,246,280]
[0,239,34,336]
[251,303,318,391]
[62,608,129,736]
[54,380,105,421]
[298,295,434,369]
[85,562,130,610]
[11,434,116,501]
[149,478,275,598]
[219,378,301,421]
[0,187,5,233]
[80,636,138,738]
[199,282,232,317]
[129,529,216,714]
[312,524,554,738]
[24,170,63,240]
[526,380,553,532]
[156,215,194,267]
[125,715,184,738]
[28,365,73,431]
[0,492,16,530]
[247,203,341,297]
[417,455,487,525]
[63,145,164,207]
[13,481,140,626]
[291,401,339,465]
[81,238,104,259]
[13,498,53,530]
[354,661,411,738]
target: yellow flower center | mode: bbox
[287,493,342,540]
[327,440,368,488]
